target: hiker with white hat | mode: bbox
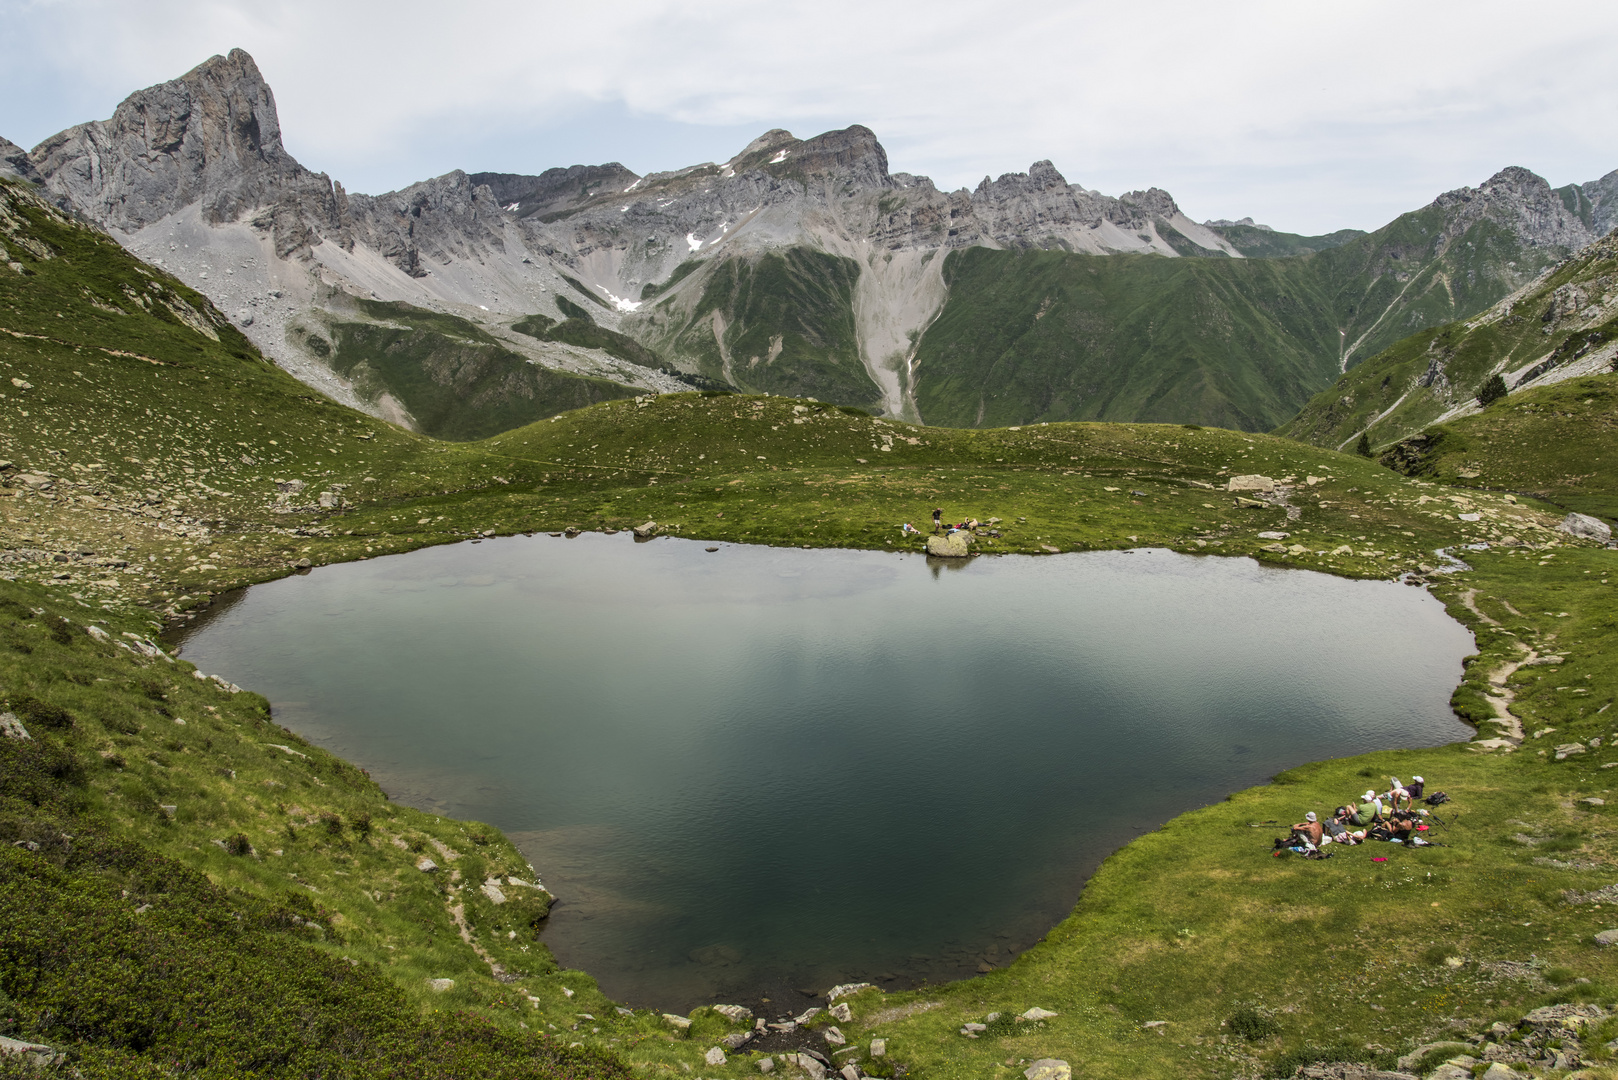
[1353,789,1385,828]
[1405,775,1426,801]
[1289,810,1325,849]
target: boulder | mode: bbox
[757,1059,775,1074]
[926,533,971,557]
[1427,1066,1472,1080]
[824,1025,846,1045]
[1594,929,1618,946]
[869,1038,887,1057]
[427,978,454,992]
[0,1036,61,1067]
[713,1004,753,1023]
[1558,512,1612,541]
[840,1065,860,1080]
[632,520,658,538]
[662,1013,692,1030]
[1023,1059,1071,1080]
[1480,1065,1516,1080]
[1554,743,1587,760]
[720,1032,753,1050]
[0,712,29,740]
[705,1047,727,1067]
[1227,474,1276,493]
[796,1053,827,1080]
[415,857,438,873]
[828,1002,852,1023]
[794,1007,823,1025]
[1021,1007,1058,1021]
[1257,531,1289,540]
[480,881,507,904]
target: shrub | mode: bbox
[1355,433,1374,458]
[9,695,75,731]
[1477,373,1508,407]
[47,617,76,646]
[1227,1007,1280,1041]
[321,812,343,837]
[351,811,373,840]
[224,833,253,857]
[1267,1041,1395,1078]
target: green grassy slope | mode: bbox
[634,248,882,409]
[912,247,1343,431]
[1204,223,1367,258]
[313,299,638,441]
[1376,372,1618,522]
[5,173,1618,1080]
[909,198,1577,432]
[1280,231,1618,452]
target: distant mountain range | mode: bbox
[7,49,1616,436]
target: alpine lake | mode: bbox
[174,533,1474,1012]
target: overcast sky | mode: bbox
[3,0,1615,234]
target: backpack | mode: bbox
[1425,791,1450,805]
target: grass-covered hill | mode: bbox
[1279,230,1618,454]
[901,188,1581,432]
[3,173,1618,1079]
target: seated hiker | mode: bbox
[1290,811,1324,849]
[1385,811,1417,842]
[1354,790,1385,828]
[1325,806,1362,844]
[1405,775,1425,801]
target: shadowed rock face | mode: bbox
[0,136,39,184]
[469,164,641,220]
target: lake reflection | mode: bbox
[176,536,1473,1010]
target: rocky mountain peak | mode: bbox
[1431,164,1595,250]
[787,125,890,187]
[27,47,321,232]
[468,163,640,220]
[736,129,796,159]
[1120,187,1180,219]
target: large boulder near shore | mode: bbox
[926,533,971,557]
[1023,1060,1071,1080]
[1559,512,1612,541]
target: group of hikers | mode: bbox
[900,510,983,537]
[1276,775,1450,858]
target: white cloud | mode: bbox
[2,0,1615,232]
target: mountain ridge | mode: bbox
[10,48,1617,434]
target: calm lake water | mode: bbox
[175,536,1473,1011]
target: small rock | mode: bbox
[427,978,455,992]
[632,520,658,538]
[824,1026,846,1046]
[757,1059,775,1074]
[1022,1008,1058,1021]
[291,558,311,569]
[720,1032,753,1050]
[1559,512,1612,542]
[796,1053,827,1080]
[827,982,874,1002]
[713,1004,753,1023]
[1554,743,1587,760]
[416,858,438,873]
[1445,955,1464,968]
[1257,531,1289,540]
[1582,797,1605,806]
[1024,1059,1072,1080]
[828,1002,852,1023]
[1141,1019,1166,1028]
[481,881,507,904]
[961,1023,987,1034]
[868,1038,886,1057]
[662,1013,691,1030]
[840,1065,860,1080]
[794,1007,823,1025]
[1594,929,1618,946]
[705,1047,727,1067]
[1235,496,1268,508]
